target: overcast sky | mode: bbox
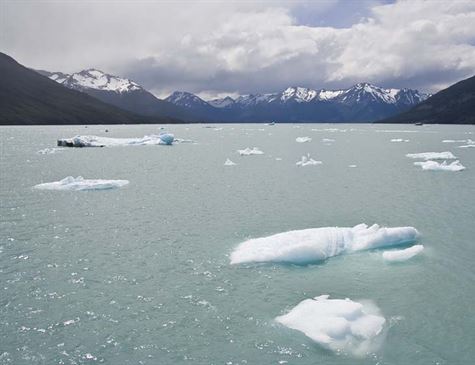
[2,0,475,99]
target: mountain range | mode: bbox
[39,68,430,123]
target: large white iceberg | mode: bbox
[230,224,419,265]
[237,147,264,156]
[414,160,465,171]
[296,154,322,167]
[296,137,312,143]
[383,245,424,262]
[57,133,175,147]
[275,295,386,357]
[406,152,456,160]
[34,176,129,191]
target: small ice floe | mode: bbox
[34,176,129,191]
[238,147,264,156]
[390,139,409,142]
[414,160,466,171]
[230,223,418,265]
[296,137,312,143]
[348,164,357,168]
[459,144,475,148]
[275,295,386,357]
[224,158,236,166]
[442,139,473,143]
[37,147,65,155]
[296,154,322,167]
[322,138,335,143]
[383,245,424,262]
[57,133,175,147]
[406,152,456,160]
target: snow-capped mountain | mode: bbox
[164,83,429,122]
[38,69,187,119]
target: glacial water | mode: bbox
[0,123,474,365]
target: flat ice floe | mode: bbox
[383,245,424,262]
[224,158,236,166]
[230,224,418,265]
[238,147,264,156]
[296,137,312,143]
[275,295,386,357]
[414,160,466,171]
[57,133,175,147]
[406,152,456,160]
[34,176,129,191]
[296,154,322,167]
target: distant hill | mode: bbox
[378,75,475,124]
[37,68,189,120]
[0,53,177,125]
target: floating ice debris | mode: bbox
[406,152,456,160]
[230,223,418,265]
[322,138,335,143]
[275,157,283,161]
[442,139,473,143]
[34,176,129,191]
[296,137,312,143]
[37,147,65,154]
[275,295,386,357]
[224,158,236,166]
[383,245,424,262]
[414,160,465,171]
[296,154,322,167]
[348,165,357,168]
[459,144,475,148]
[57,133,175,147]
[390,139,409,142]
[238,147,264,156]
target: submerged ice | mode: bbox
[275,295,386,357]
[57,133,175,147]
[414,160,466,171]
[383,245,424,262]
[34,176,129,191]
[230,224,419,265]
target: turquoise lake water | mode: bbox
[1,123,474,364]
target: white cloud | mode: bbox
[2,0,474,96]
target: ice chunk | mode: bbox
[224,158,236,166]
[230,224,418,265]
[414,160,465,171]
[57,133,175,147]
[296,137,312,143]
[296,154,322,167]
[322,138,335,143]
[34,176,129,191]
[390,139,409,142]
[458,144,475,148]
[383,245,424,262]
[238,147,264,156]
[275,295,386,357]
[443,139,473,143]
[348,164,357,168]
[406,152,456,160]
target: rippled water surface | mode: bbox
[1,124,474,364]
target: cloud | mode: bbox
[2,0,475,97]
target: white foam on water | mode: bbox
[414,160,465,171]
[406,152,456,160]
[383,245,424,262]
[275,295,386,357]
[296,137,312,143]
[238,147,264,156]
[224,158,236,166]
[296,154,322,167]
[34,176,129,191]
[57,133,175,147]
[230,223,419,265]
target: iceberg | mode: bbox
[414,160,466,171]
[238,147,264,156]
[33,176,129,191]
[296,154,322,167]
[224,158,236,166]
[57,133,175,147]
[275,295,386,357]
[296,137,312,143]
[383,245,424,262]
[230,224,419,265]
[406,152,456,160]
